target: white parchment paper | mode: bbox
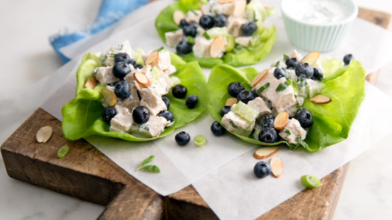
[2,0,392,219]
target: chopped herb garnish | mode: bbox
[57,145,70,158]
[257,83,270,93]
[297,137,308,148]
[275,61,280,67]
[136,155,161,173]
[284,129,291,136]
[283,54,290,61]
[156,46,164,52]
[203,32,211,40]
[276,81,290,92]
[187,36,194,44]
[229,120,239,129]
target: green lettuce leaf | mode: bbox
[207,60,366,152]
[62,52,207,142]
[155,0,277,68]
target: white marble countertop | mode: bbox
[1,0,392,219]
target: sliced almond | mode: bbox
[253,146,279,159]
[219,0,235,3]
[225,97,237,106]
[250,69,269,87]
[310,94,331,104]
[270,157,283,178]
[300,51,320,66]
[102,88,117,107]
[85,76,98,89]
[274,111,289,131]
[210,35,226,58]
[36,126,53,143]
[173,10,185,25]
[233,0,246,17]
[134,72,151,87]
[146,51,159,66]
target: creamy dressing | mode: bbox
[284,0,352,24]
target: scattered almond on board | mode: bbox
[253,146,279,159]
[36,126,53,143]
[270,157,283,178]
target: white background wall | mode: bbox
[0,0,391,219]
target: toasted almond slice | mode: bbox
[250,69,269,87]
[219,0,234,3]
[210,35,226,58]
[274,111,289,130]
[253,147,279,159]
[310,94,331,104]
[233,0,246,17]
[225,98,237,106]
[36,126,53,143]
[146,51,159,66]
[300,51,320,66]
[85,76,98,89]
[102,88,117,107]
[270,157,283,178]
[173,10,185,25]
[134,72,151,87]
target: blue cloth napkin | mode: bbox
[49,0,150,63]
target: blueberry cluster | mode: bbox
[284,58,323,81]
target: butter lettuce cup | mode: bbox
[281,0,358,52]
[62,41,208,142]
[207,51,366,152]
[155,0,277,68]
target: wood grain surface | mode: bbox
[1,7,390,220]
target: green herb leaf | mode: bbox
[57,145,70,158]
[287,79,299,95]
[284,129,291,136]
[187,36,194,44]
[156,46,164,52]
[203,32,211,40]
[283,54,289,61]
[142,165,161,173]
[257,83,270,93]
[275,61,280,67]
[142,155,154,166]
[276,81,290,92]
[229,120,239,129]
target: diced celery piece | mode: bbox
[306,80,325,98]
[226,35,236,52]
[232,101,258,122]
[206,27,228,38]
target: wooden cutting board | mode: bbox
[1,7,390,220]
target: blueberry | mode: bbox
[158,110,174,122]
[134,64,143,69]
[162,96,170,109]
[179,19,188,28]
[343,54,353,65]
[175,131,191,146]
[113,62,131,79]
[274,67,287,79]
[172,85,187,98]
[295,62,314,78]
[220,106,231,117]
[199,15,214,29]
[114,81,131,99]
[228,82,244,97]
[261,114,275,128]
[114,53,135,65]
[259,128,278,143]
[176,41,193,55]
[214,14,226,27]
[295,108,313,128]
[186,95,198,109]
[312,68,323,81]
[285,57,299,69]
[183,24,197,37]
[242,22,257,36]
[132,106,150,124]
[246,0,251,3]
[211,121,225,136]
[237,90,255,104]
[102,106,117,123]
[254,161,272,178]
